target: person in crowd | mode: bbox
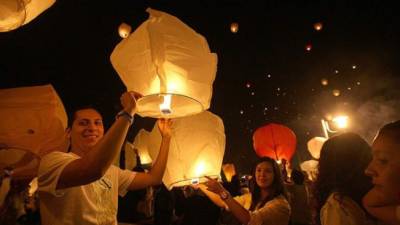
[199,157,291,225]
[363,120,400,225]
[286,169,312,225]
[37,91,173,225]
[312,132,373,225]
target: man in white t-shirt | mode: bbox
[37,91,173,225]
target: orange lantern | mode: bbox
[305,44,312,52]
[313,22,323,31]
[118,22,131,38]
[253,123,296,162]
[230,22,239,33]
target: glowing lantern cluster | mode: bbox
[253,123,297,162]
[0,84,67,157]
[111,8,217,118]
[146,111,225,189]
[230,22,239,33]
[118,22,132,38]
[0,0,56,32]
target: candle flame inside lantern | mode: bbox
[195,161,206,177]
[159,94,172,115]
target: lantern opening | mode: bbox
[159,94,172,115]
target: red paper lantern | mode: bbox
[253,123,297,162]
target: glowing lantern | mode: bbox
[118,22,131,38]
[300,159,318,181]
[146,111,225,189]
[230,22,239,33]
[253,123,297,162]
[332,89,340,96]
[307,136,327,159]
[0,84,68,157]
[321,78,328,86]
[124,129,153,170]
[111,8,217,118]
[305,44,312,52]
[313,22,323,31]
[0,0,56,32]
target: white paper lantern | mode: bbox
[124,129,153,170]
[0,0,56,32]
[146,111,225,189]
[300,159,319,181]
[111,8,218,118]
[307,136,327,159]
[0,84,68,157]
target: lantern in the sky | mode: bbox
[146,111,225,189]
[253,123,297,162]
[313,22,323,31]
[321,78,328,86]
[0,84,68,157]
[0,0,56,32]
[305,44,312,52]
[230,22,239,33]
[118,22,131,38]
[111,8,217,118]
[123,129,153,170]
[332,89,341,96]
[307,136,327,159]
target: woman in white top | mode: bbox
[199,157,291,225]
[312,132,374,225]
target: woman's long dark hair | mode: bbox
[249,157,288,210]
[312,132,372,225]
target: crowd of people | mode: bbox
[1,91,399,225]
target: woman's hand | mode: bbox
[157,118,173,138]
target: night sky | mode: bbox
[1,0,400,173]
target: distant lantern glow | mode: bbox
[321,78,328,86]
[334,70,339,74]
[230,22,239,33]
[332,116,349,129]
[118,22,131,38]
[305,44,312,52]
[246,82,251,88]
[332,89,340,96]
[313,22,323,31]
[352,65,357,69]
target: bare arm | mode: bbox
[128,119,172,190]
[197,183,227,208]
[204,176,251,224]
[57,92,140,189]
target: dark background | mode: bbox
[1,0,400,173]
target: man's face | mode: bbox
[69,109,104,152]
[366,133,400,201]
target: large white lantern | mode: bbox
[0,84,68,158]
[307,136,327,159]
[146,111,225,189]
[111,8,218,118]
[0,0,56,32]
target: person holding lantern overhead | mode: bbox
[37,91,173,225]
[198,157,291,225]
[312,132,374,225]
[363,120,400,225]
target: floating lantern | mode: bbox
[111,8,217,118]
[125,129,153,170]
[0,84,67,157]
[332,89,341,96]
[0,0,56,32]
[305,44,312,52]
[146,111,225,189]
[307,136,327,159]
[300,159,318,181]
[230,22,239,33]
[321,78,328,86]
[253,123,297,162]
[118,22,131,38]
[313,22,323,31]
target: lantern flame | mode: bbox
[159,94,172,115]
[195,161,206,177]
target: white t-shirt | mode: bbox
[321,192,374,225]
[234,193,291,225]
[38,151,136,225]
